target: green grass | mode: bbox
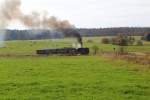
[0,37,149,100]
[0,56,149,100]
[0,36,149,55]
[84,36,150,53]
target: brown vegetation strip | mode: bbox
[102,53,150,66]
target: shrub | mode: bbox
[141,36,145,40]
[136,40,143,46]
[128,36,135,45]
[114,34,128,46]
[92,45,99,55]
[101,38,110,44]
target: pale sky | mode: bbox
[2,0,150,28]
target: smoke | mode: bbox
[0,0,74,29]
[0,0,83,47]
[62,29,83,47]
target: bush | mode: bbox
[128,36,135,45]
[92,45,99,55]
[101,38,110,44]
[112,34,128,46]
[141,36,145,40]
[136,40,143,46]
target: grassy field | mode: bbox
[0,56,149,100]
[0,36,150,55]
[0,37,149,100]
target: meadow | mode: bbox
[0,56,150,100]
[0,36,150,55]
[0,37,149,100]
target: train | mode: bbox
[36,29,89,56]
[36,48,89,56]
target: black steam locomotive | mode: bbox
[36,48,89,56]
[36,29,89,56]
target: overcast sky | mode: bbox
[2,0,150,28]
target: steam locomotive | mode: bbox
[36,29,89,55]
[36,48,89,55]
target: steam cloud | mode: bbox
[0,0,82,47]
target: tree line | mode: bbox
[78,27,150,36]
[2,27,150,40]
